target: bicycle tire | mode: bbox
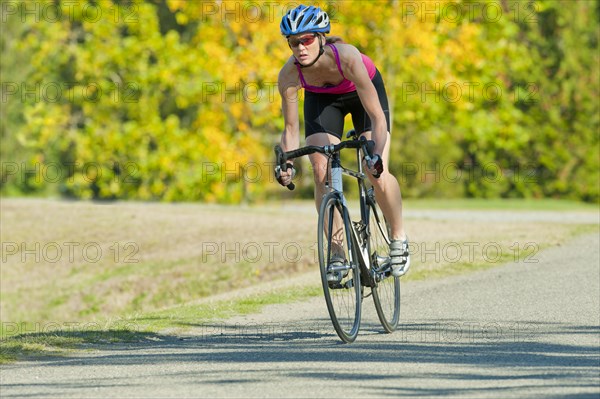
[317,192,362,343]
[367,191,401,332]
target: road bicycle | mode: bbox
[274,129,401,343]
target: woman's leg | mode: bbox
[360,130,410,276]
[360,130,406,241]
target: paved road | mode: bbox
[1,233,599,398]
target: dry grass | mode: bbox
[1,199,319,325]
[0,198,595,330]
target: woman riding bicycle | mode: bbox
[275,5,410,277]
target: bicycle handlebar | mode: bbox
[274,137,377,191]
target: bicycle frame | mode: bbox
[274,135,381,286]
[327,148,377,288]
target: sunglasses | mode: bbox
[288,34,318,48]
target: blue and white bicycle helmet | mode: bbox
[280,5,330,37]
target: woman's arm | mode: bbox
[276,59,302,185]
[337,44,388,156]
[278,58,302,153]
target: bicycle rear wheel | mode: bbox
[318,192,362,343]
[367,189,401,332]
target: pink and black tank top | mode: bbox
[295,43,377,94]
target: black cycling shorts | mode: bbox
[304,69,391,139]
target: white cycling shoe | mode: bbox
[390,238,410,277]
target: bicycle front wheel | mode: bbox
[368,190,401,332]
[317,192,362,343]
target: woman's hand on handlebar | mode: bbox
[275,162,295,187]
[365,154,383,178]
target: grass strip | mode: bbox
[0,285,322,364]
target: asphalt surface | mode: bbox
[1,231,599,398]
